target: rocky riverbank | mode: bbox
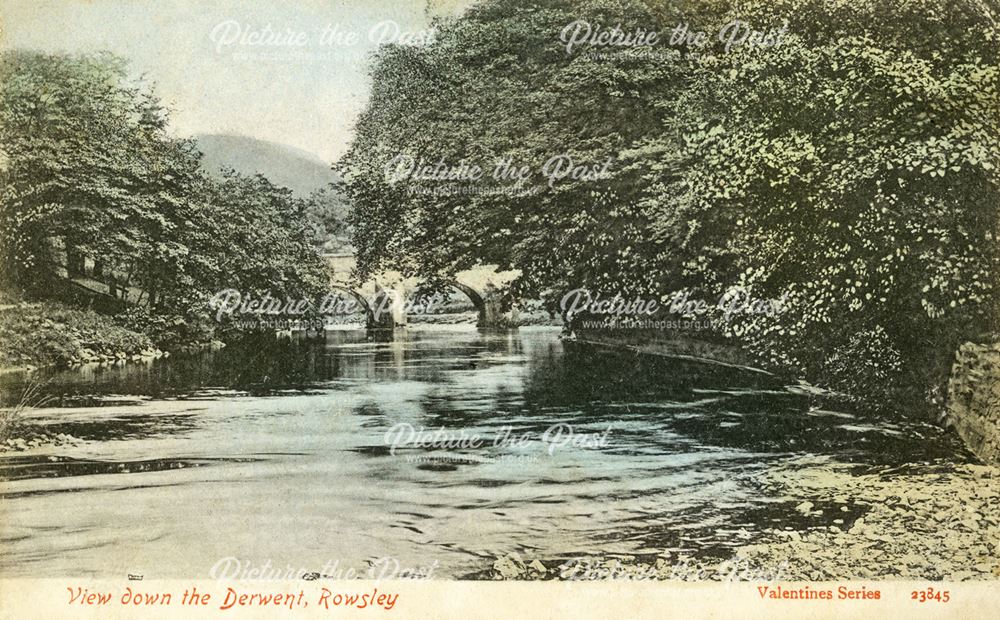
[0,299,163,372]
[484,457,1000,581]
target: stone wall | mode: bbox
[947,342,1000,465]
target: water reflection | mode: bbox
[0,327,974,578]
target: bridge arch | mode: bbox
[410,281,488,327]
[322,253,519,329]
[449,281,489,327]
[324,285,375,327]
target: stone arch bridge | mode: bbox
[323,253,521,329]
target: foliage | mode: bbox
[339,0,1000,407]
[0,51,330,343]
[0,301,154,367]
[650,0,1000,402]
[117,305,214,350]
[305,185,353,253]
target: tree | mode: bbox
[644,0,1000,400]
[339,0,1000,408]
[305,185,353,254]
[0,51,329,345]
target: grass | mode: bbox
[0,379,52,445]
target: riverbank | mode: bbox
[0,299,164,372]
[485,457,1000,581]
[0,297,159,448]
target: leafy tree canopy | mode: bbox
[340,0,1000,403]
[0,51,331,341]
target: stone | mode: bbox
[492,554,525,580]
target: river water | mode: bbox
[0,327,973,579]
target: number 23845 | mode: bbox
[912,588,949,603]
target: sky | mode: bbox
[0,0,467,163]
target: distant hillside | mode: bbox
[195,133,339,196]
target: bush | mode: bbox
[0,300,154,367]
[118,305,216,350]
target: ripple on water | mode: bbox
[0,329,976,578]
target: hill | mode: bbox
[195,133,339,196]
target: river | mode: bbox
[0,327,975,579]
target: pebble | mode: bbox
[489,461,1000,582]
